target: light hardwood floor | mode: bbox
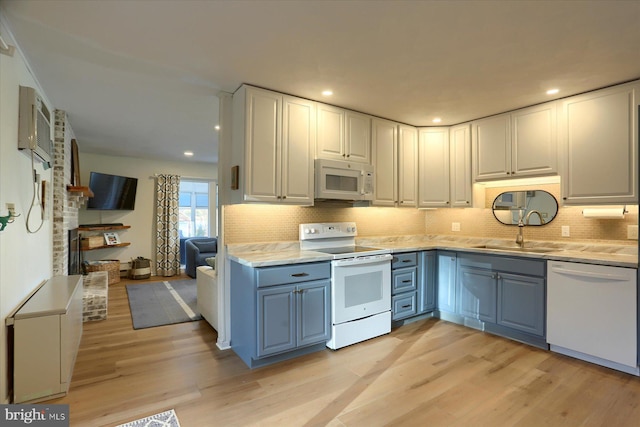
[52,275,640,426]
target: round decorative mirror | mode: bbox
[492,190,558,226]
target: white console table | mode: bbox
[9,275,83,403]
[196,266,218,332]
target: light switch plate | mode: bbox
[561,225,570,237]
[628,225,638,240]
[452,222,460,232]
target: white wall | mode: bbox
[78,153,217,271]
[0,19,55,403]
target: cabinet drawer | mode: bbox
[392,252,417,269]
[392,292,417,320]
[392,267,417,294]
[256,262,330,288]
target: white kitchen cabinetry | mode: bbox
[371,117,398,206]
[511,102,557,177]
[398,125,418,207]
[449,123,473,207]
[559,81,639,205]
[418,128,450,208]
[473,102,557,181]
[316,103,371,163]
[231,85,315,205]
[472,113,511,181]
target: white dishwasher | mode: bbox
[547,260,638,375]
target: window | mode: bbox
[179,180,217,238]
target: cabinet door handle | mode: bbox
[402,259,411,263]
[402,304,412,308]
[402,280,412,283]
[293,289,305,294]
[291,273,309,278]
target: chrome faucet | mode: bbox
[515,210,525,247]
[516,219,525,247]
[525,209,546,225]
[516,210,546,247]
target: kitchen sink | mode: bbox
[471,244,559,253]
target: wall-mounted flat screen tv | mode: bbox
[86,172,138,210]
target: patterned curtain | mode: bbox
[155,174,181,276]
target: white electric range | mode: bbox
[300,222,392,349]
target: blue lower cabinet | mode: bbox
[297,281,331,346]
[453,253,547,349]
[257,280,331,357]
[420,251,436,313]
[392,292,417,320]
[231,260,331,368]
[497,273,545,337]
[437,251,458,314]
[257,285,296,357]
[457,266,497,323]
[391,252,421,321]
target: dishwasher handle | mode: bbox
[550,265,631,281]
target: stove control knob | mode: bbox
[304,229,311,234]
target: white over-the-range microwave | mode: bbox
[314,159,374,201]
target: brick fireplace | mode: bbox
[52,110,85,275]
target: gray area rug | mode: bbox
[116,409,181,427]
[126,279,201,329]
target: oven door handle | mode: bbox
[332,254,392,267]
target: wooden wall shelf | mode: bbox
[79,225,131,251]
[78,225,131,231]
[81,242,131,251]
[67,185,94,197]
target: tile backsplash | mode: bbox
[224,183,638,245]
[427,183,638,244]
[224,203,426,243]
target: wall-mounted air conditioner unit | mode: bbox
[18,86,53,165]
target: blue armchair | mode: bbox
[185,237,218,278]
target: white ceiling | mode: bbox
[2,0,639,165]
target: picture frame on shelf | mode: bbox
[104,232,120,245]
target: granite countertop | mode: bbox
[227,236,638,269]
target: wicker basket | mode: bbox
[83,260,120,284]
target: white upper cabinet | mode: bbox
[472,113,511,181]
[281,96,316,204]
[371,118,398,206]
[559,81,639,205]
[316,103,371,163]
[449,123,472,207]
[511,102,558,177]
[398,125,418,207]
[418,128,450,208]
[472,102,557,181]
[231,85,315,205]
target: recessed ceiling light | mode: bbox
[184,151,194,157]
[546,88,559,95]
[432,118,442,123]
[322,90,333,96]
[214,125,220,131]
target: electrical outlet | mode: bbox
[561,225,570,237]
[6,203,15,216]
[452,222,461,232]
[628,225,638,240]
